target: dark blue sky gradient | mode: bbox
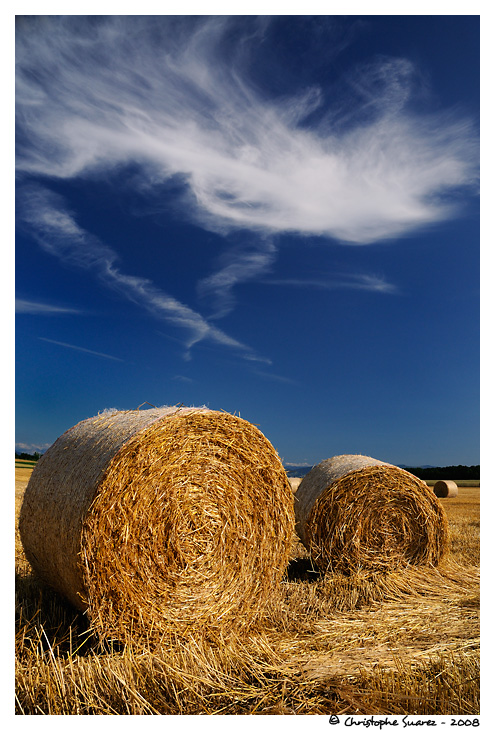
[15,15,480,466]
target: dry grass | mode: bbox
[440,488,480,567]
[15,456,480,715]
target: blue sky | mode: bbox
[15,14,480,467]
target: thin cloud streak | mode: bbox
[16,16,478,244]
[16,298,83,314]
[262,273,399,294]
[19,186,270,364]
[39,337,123,361]
[172,375,195,384]
[197,238,278,318]
[248,368,298,385]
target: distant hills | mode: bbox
[285,466,313,478]
[397,464,437,470]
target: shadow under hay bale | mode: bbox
[285,557,321,583]
[294,455,450,576]
[434,480,459,498]
[19,407,294,646]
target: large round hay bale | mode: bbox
[19,406,294,643]
[434,480,458,498]
[294,454,449,574]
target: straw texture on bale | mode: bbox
[294,455,449,574]
[19,407,294,643]
[433,479,458,498]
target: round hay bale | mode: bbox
[288,477,302,494]
[434,480,458,498]
[294,454,449,574]
[19,406,294,643]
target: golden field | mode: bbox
[15,463,480,715]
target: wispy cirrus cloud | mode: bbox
[172,375,195,384]
[16,298,83,315]
[39,337,123,361]
[15,16,478,358]
[16,16,478,244]
[247,368,297,385]
[19,186,270,363]
[197,238,278,318]
[262,272,399,294]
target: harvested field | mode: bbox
[15,456,480,715]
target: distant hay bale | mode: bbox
[19,407,294,644]
[288,477,302,494]
[434,480,458,498]
[294,454,449,575]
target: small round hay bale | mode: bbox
[434,480,458,498]
[19,407,294,643]
[294,454,449,574]
[288,477,302,494]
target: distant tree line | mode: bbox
[286,464,480,480]
[16,452,479,480]
[405,464,480,480]
[15,451,41,461]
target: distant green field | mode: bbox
[15,460,36,469]
[425,479,480,488]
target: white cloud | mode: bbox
[15,16,478,245]
[16,442,51,453]
[39,337,123,361]
[197,238,278,318]
[248,368,297,385]
[262,272,398,294]
[16,298,82,315]
[172,375,195,384]
[19,186,269,363]
[15,16,478,361]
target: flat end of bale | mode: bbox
[81,409,295,642]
